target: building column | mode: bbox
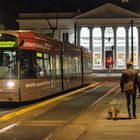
[77,26,81,46]
[101,27,105,69]
[137,26,140,69]
[88,27,93,52]
[125,27,129,64]
[113,27,117,69]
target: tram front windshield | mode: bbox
[0,33,17,79]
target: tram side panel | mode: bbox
[36,41,62,99]
[0,80,20,102]
[82,48,93,85]
[46,42,62,95]
[19,49,38,101]
[62,43,82,91]
[19,38,62,102]
[36,50,52,98]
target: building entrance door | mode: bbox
[105,51,113,69]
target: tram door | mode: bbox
[50,56,56,88]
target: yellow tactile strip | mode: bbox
[0,82,100,121]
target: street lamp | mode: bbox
[131,19,134,65]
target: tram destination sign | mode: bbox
[0,41,17,48]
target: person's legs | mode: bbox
[125,93,131,118]
[132,92,137,118]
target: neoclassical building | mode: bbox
[17,3,140,70]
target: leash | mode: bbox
[114,92,124,112]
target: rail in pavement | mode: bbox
[49,91,140,140]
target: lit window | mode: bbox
[61,32,69,42]
[116,27,126,68]
[93,53,101,66]
[80,27,89,50]
[121,0,129,3]
[92,27,102,69]
[129,27,138,67]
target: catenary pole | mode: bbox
[131,19,134,64]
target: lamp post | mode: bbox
[131,19,134,64]
[74,22,77,46]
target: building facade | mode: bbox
[17,3,140,70]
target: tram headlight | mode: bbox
[7,81,15,88]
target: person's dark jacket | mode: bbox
[120,68,140,92]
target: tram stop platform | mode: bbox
[50,92,140,140]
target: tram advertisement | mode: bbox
[105,51,113,69]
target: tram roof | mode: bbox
[0,30,58,43]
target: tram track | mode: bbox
[0,82,101,135]
[44,83,119,140]
[0,82,100,121]
[0,82,119,140]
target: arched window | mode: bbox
[105,27,114,49]
[80,27,90,50]
[116,27,126,68]
[92,27,102,69]
[129,27,138,67]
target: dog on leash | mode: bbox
[107,107,119,119]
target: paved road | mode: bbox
[0,81,119,140]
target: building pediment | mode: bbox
[75,3,140,19]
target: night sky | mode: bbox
[0,0,140,18]
[0,0,140,13]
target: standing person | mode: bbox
[106,57,110,69]
[120,61,140,119]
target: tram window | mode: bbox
[68,57,72,75]
[50,55,56,88]
[56,55,61,77]
[36,52,44,77]
[83,59,87,73]
[71,58,75,75]
[44,53,50,77]
[85,59,88,72]
[78,58,81,73]
[73,57,79,74]
[0,50,17,79]
[44,53,49,59]
[85,59,92,72]
[88,59,92,72]
[64,57,68,75]
[20,50,36,79]
[37,59,44,77]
